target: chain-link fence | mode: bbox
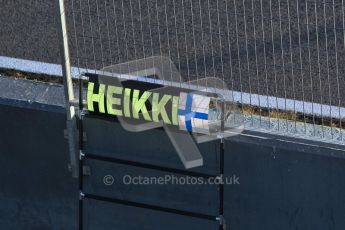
[64,0,345,144]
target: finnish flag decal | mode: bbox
[178,92,210,133]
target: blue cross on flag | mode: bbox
[178,92,210,134]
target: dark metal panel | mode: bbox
[83,199,219,230]
[223,138,345,230]
[83,117,220,176]
[0,104,77,230]
[83,158,219,216]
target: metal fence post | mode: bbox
[55,0,78,178]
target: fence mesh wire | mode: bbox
[66,0,345,143]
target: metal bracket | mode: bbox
[79,191,85,200]
[216,215,226,229]
[79,75,89,81]
[78,110,87,120]
[82,165,91,176]
[79,150,85,160]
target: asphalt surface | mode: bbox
[1,0,345,108]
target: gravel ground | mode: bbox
[1,0,345,109]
